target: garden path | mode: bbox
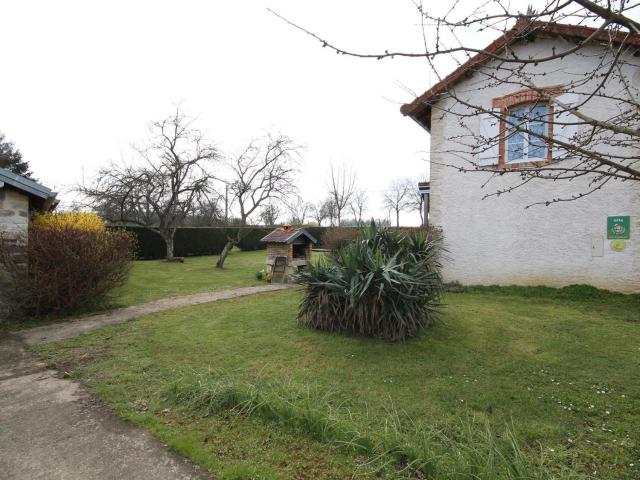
[18,283,291,346]
[0,284,291,479]
[0,334,213,480]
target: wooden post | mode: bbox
[423,192,430,228]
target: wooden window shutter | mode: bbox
[477,111,500,166]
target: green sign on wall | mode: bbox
[607,216,630,239]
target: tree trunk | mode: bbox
[396,209,400,228]
[160,230,175,260]
[216,240,234,269]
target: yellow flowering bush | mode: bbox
[31,212,106,231]
[3,211,138,315]
[32,212,106,232]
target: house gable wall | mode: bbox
[429,38,640,292]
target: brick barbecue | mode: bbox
[260,225,317,282]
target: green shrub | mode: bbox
[174,227,230,256]
[302,226,325,245]
[114,227,274,259]
[113,227,165,259]
[237,228,271,251]
[114,226,425,260]
[320,226,358,251]
[1,213,136,316]
[296,224,444,341]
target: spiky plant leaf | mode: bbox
[295,226,444,341]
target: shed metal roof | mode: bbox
[0,167,57,200]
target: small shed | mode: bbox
[0,168,57,316]
[260,225,317,282]
[0,167,58,243]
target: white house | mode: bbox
[402,21,640,293]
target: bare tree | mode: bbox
[310,199,329,226]
[328,163,356,225]
[271,3,640,204]
[325,198,338,226]
[80,108,218,259]
[184,195,225,226]
[349,190,368,226]
[406,179,425,225]
[382,179,412,227]
[259,202,281,225]
[285,195,312,225]
[216,134,300,268]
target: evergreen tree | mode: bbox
[0,132,33,179]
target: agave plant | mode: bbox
[295,224,444,341]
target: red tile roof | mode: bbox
[400,20,640,130]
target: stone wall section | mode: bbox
[0,187,29,317]
[265,243,292,279]
[0,188,29,239]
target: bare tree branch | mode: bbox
[216,133,301,268]
[79,107,219,259]
[382,178,413,227]
[328,163,356,225]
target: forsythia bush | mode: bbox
[1,212,136,316]
[32,211,106,231]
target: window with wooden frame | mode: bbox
[504,103,551,164]
[477,87,577,168]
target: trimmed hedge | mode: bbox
[111,226,425,260]
[111,227,275,260]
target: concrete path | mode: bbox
[0,334,212,480]
[1,284,292,480]
[18,284,291,346]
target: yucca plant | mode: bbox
[296,223,444,341]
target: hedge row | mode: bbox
[109,227,272,260]
[111,226,424,260]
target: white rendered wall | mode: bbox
[428,39,640,292]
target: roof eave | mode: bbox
[288,229,318,244]
[401,101,433,133]
[0,167,56,201]
[398,20,640,133]
[260,228,318,244]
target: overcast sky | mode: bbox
[0,1,477,225]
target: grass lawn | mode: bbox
[5,249,267,330]
[36,288,640,479]
[106,248,266,308]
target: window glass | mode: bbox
[506,103,548,163]
[507,108,525,161]
[528,105,547,159]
